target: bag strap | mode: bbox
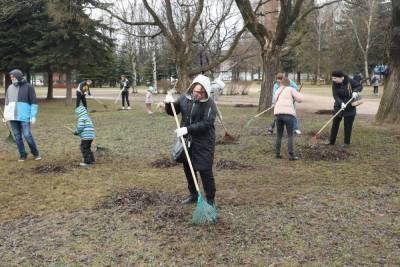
[275,86,287,103]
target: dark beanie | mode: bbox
[9,69,24,81]
[332,70,346,78]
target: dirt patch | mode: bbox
[31,164,68,174]
[215,159,256,170]
[215,137,240,145]
[315,109,334,115]
[100,188,179,214]
[150,157,178,168]
[298,144,351,161]
[154,206,186,221]
[234,104,257,108]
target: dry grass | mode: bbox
[0,99,399,265]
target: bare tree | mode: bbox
[376,0,400,124]
[345,0,381,83]
[97,0,246,92]
[235,0,342,111]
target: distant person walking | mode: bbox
[76,79,92,109]
[145,82,154,114]
[371,73,380,96]
[3,69,41,161]
[120,75,131,109]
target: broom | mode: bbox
[170,99,217,224]
[309,97,354,147]
[244,105,274,129]
[215,103,235,142]
[0,106,15,143]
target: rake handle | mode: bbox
[254,105,274,118]
[0,106,15,136]
[315,97,354,136]
[170,100,201,193]
[215,103,230,133]
[114,89,124,104]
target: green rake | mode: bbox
[170,97,217,224]
[0,106,15,143]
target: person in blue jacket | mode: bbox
[3,69,41,161]
[267,73,301,135]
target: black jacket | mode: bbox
[120,79,130,91]
[332,76,363,117]
[166,95,217,171]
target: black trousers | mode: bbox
[373,86,379,94]
[80,140,95,164]
[275,114,295,155]
[183,160,216,202]
[76,91,87,108]
[329,115,355,145]
[121,91,130,107]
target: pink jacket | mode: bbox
[273,86,303,116]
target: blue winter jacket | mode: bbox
[4,79,38,122]
[75,106,95,140]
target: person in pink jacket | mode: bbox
[273,77,303,160]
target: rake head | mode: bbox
[223,132,236,142]
[6,133,15,143]
[244,117,256,129]
[309,134,318,147]
[192,194,217,225]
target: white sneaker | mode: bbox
[34,156,42,161]
[122,107,126,110]
[295,130,302,135]
[127,106,132,110]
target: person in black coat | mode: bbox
[328,70,363,148]
[165,74,217,206]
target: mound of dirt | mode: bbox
[315,109,334,115]
[298,144,351,161]
[31,164,68,174]
[234,104,257,108]
[215,159,256,170]
[101,188,178,214]
[150,157,178,168]
[154,206,186,221]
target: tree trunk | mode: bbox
[363,54,370,85]
[375,0,400,124]
[176,62,191,94]
[152,49,157,92]
[259,49,280,111]
[46,70,54,100]
[5,73,11,91]
[65,71,72,106]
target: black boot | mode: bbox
[181,194,197,205]
[288,153,299,161]
[206,198,215,207]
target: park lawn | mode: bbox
[0,99,399,265]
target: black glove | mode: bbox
[73,131,79,136]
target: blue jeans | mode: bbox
[9,121,39,158]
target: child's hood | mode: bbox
[75,105,88,118]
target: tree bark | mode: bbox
[375,0,400,124]
[65,71,72,106]
[259,49,280,111]
[5,73,11,91]
[46,70,54,100]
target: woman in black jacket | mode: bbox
[165,75,217,206]
[328,70,363,148]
